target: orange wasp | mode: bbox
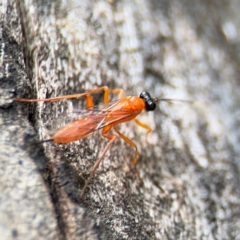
[16,86,188,197]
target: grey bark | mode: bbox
[1,0,240,239]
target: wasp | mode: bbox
[16,86,189,197]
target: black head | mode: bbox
[139,91,156,111]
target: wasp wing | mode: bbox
[53,98,142,143]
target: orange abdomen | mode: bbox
[53,116,100,143]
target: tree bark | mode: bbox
[1,0,240,239]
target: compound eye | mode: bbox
[145,101,156,111]
[139,91,149,99]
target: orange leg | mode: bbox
[113,127,138,165]
[85,86,125,107]
[79,125,117,198]
[111,88,125,99]
[15,85,125,105]
[133,118,152,144]
[15,92,89,102]
[15,86,110,103]
[113,118,153,178]
[113,126,141,179]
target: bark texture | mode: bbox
[1,0,240,239]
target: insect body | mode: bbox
[53,94,153,143]
[16,86,185,198]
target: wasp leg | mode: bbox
[133,118,152,144]
[79,125,117,198]
[113,126,141,180]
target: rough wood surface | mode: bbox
[1,0,240,239]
